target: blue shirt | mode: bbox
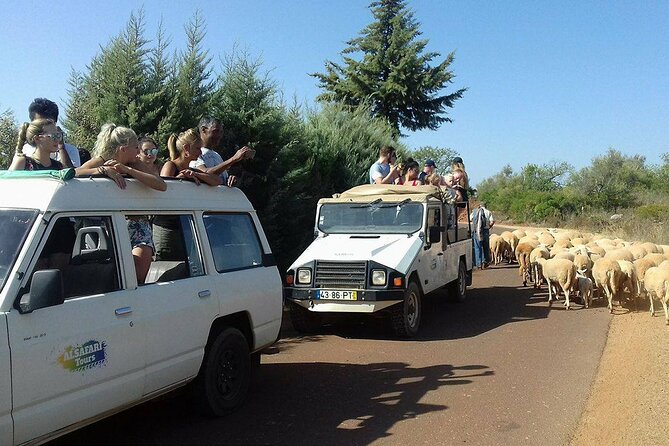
[369,161,390,184]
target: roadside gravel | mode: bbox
[570,309,669,445]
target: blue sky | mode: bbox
[1,0,667,186]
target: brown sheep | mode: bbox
[515,242,535,286]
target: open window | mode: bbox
[145,215,205,284]
[19,215,121,310]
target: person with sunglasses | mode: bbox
[20,98,79,167]
[137,136,162,175]
[9,118,66,171]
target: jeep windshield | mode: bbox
[0,209,38,291]
[318,202,423,234]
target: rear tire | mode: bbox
[288,301,322,333]
[390,281,422,338]
[193,327,251,417]
[448,260,467,302]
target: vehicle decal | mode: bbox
[58,340,107,372]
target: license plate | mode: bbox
[317,290,357,300]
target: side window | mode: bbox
[203,213,264,272]
[145,215,204,284]
[426,207,441,244]
[30,216,121,299]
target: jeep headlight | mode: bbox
[297,268,312,284]
[372,270,387,286]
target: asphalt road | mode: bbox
[54,260,613,446]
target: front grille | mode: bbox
[315,261,367,289]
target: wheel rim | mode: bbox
[406,290,419,327]
[216,347,242,399]
[459,265,466,296]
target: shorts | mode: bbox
[127,217,155,253]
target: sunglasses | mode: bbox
[40,132,63,141]
[142,148,159,156]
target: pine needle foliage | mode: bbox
[312,0,466,135]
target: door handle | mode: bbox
[198,290,211,298]
[115,307,132,316]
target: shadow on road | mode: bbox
[277,279,551,343]
[53,361,493,445]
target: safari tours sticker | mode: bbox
[58,340,107,372]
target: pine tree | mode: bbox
[158,11,213,142]
[312,0,465,135]
[0,109,18,168]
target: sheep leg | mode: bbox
[606,287,613,313]
[564,288,570,310]
[547,279,553,302]
[649,291,655,317]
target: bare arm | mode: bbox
[8,155,26,171]
[201,146,251,176]
[187,169,223,186]
[75,157,104,176]
[117,163,166,191]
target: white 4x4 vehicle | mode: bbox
[284,185,473,337]
[0,172,282,445]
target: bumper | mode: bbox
[284,287,404,313]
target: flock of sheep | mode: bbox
[489,228,669,324]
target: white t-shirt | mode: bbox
[22,142,81,167]
[189,147,229,183]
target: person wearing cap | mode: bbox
[470,201,494,269]
[418,159,436,184]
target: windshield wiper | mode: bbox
[379,198,412,208]
[350,198,382,208]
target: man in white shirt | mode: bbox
[470,202,495,268]
[189,117,251,186]
[369,145,399,184]
[21,98,81,167]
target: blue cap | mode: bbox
[425,159,436,167]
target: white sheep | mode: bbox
[642,267,669,325]
[530,246,550,288]
[576,269,594,309]
[536,257,577,309]
[592,258,625,313]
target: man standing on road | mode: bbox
[418,159,436,184]
[369,145,399,184]
[470,202,494,269]
[189,117,252,187]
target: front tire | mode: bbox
[390,280,422,338]
[448,260,467,302]
[193,327,251,417]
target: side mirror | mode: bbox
[428,225,442,244]
[71,226,110,265]
[19,269,65,314]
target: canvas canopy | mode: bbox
[319,184,455,205]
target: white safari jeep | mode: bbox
[0,171,282,445]
[284,184,473,337]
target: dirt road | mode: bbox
[54,262,614,445]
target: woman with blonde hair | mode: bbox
[77,123,167,285]
[160,129,222,186]
[76,123,167,191]
[9,118,65,171]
